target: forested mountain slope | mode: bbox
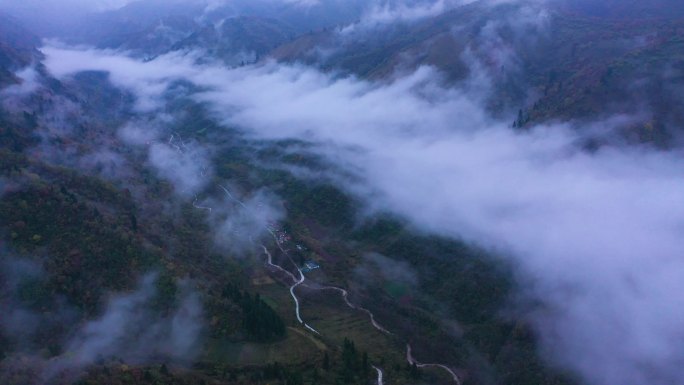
[0,13,42,86]
[1,2,683,385]
[272,0,684,144]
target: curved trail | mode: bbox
[290,264,320,334]
[307,285,392,335]
[260,245,297,283]
[407,344,461,385]
[259,246,318,334]
[203,184,460,381]
[218,184,248,209]
[372,366,384,385]
[268,230,320,335]
[192,195,213,212]
[218,184,319,334]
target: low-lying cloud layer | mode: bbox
[39,24,684,385]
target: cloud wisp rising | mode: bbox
[0,258,204,384]
[54,274,203,370]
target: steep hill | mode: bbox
[557,0,684,19]
[171,16,298,65]
[272,0,684,144]
[0,13,42,86]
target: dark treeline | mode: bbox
[339,338,371,384]
[213,284,286,342]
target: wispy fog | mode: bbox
[349,0,478,29]
[0,256,79,353]
[355,252,419,289]
[148,142,212,197]
[55,274,203,370]
[0,67,41,99]
[0,254,204,384]
[205,186,285,255]
[119,117,214,197]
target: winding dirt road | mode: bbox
[372,365,384,385]
[264,227,320,334]
[192,195,213,212]
[260,245,297,282]
[407,344,461,385]
[309,285,392,335]
[258,245,318,333]
[217,184,318,334]
[289,262,320,334]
